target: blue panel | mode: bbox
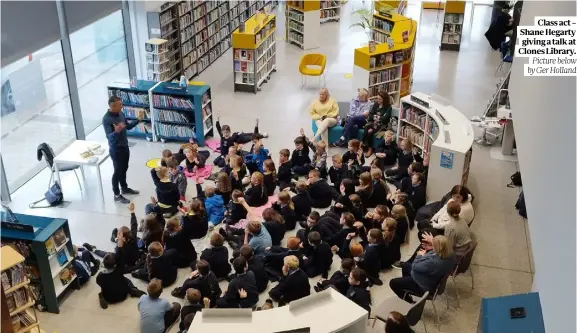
[480,293,545,333]
[1,214,66,242]
[152,82,209,97]
[108,79,156,93]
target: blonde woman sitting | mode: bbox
[309,88,339,144]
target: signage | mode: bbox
[410,95,430,108]
[1,221,34,233]
[440,150,454,169]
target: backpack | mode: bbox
[29,182,64,208]
[507,171,522,188]
[515,190,527,219]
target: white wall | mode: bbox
[509,2,576,333]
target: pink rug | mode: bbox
[183,165,213,183]
[205,139,221,152]
[248,195,278,219]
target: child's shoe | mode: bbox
[208,222,215,231]
[98,293,108,309]
[110,228,118,243]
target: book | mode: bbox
[59,267,76,286]
[45,238,56,256]
[56,250,68,267]
[52,228,67,247]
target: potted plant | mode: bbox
[349,8,374,43]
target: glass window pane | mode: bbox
[0,40,75,192]
[70,10,129,134]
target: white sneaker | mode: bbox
[208,222,215,231]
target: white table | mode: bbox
[53,140,109,200]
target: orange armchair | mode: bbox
[298,53,327,88]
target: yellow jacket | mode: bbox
[309,98,339,120]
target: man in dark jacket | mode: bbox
[102,95,140,204]
[269,255,311,305]
[216,257,259,308]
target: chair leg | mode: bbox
[445,293,450,309]
[73,170,83,193]
[470,269,475,290]
[452,276,460,307]
[422,319,428,333]
[48,172,54,189]
[495,61,504,75]
[431,300,440,327]
[301,75,306,89]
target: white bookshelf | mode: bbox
[145,39,172,82]
[398,92,474,200]
[285,3,320,50]
[440,13,464,51]
[320,0,341,23]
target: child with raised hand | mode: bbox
[290,134,312,176]
[342,139,365,172]
[214,114,266,167]
[245,140,270,174]
[149,166,181,217]
[300,127,328,178]
[165,157,187,201]
[138,278,181,333]
[215,172,233,205]
[346,268,372,313]
[223,190,248,227]
[314,258,355,295]
[230,155,248,191]
[163,218,197,268]
[374,130,398,170]
[96,235,146,309]
[277,148,293,191]
[132,241,178,287]
[263,159,277,196]
[273,191,297,230]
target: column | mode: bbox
[127,0,151,79]
[122,0,137,79]
[509,2,576,332]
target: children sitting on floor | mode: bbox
[314,258,355,295]
[201,185,226,230]
[277,149,293,191]
[245,140,270,174]
[291,135,312,176]
[223,190,248,227]
[214,115,263,167]
[303,231,333,278]
[346,268,372,313]
[138,278,181,333]
[391,205,409,244]
[215,172,233,205]
[353,228,384,286]
[385,138,423,182]
[244,172,268,207]
[139,213,164,250]
[356,172,374,209]
[262,237,304,280]
[349,193,365,222]
[381,217,402,269]
[297,211,334,245]
[171,259,222,303]
[179,289,209,331]
[181,199,208,240]
[132,241,178,287]
[332,178,356,215]
[200,233,231,280]
[291,181,312,224]
[342,139,366,180]
[409,173,427,212]
[165,157,187,201]
[96,239,146,309]
[374,130,398,170]
[216,256,259,308]
[329,154,349,192]
[370,167,389,207]
[362,205,389,230]
[149,166,181,217]
[272,191,297,230]
[306,169,334,208]
[163,218,197,268]
[238,245,269,293]
[262,208,286,246]
[269,255,311,306]
[230,155,249,191]
[263,159,277,196]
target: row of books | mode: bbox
[442,34,461,45]
[256,36,275,60]
[443,23,462,34]
[372,30,389,44]
[6,288,28,312]
[320,8,339,19]
[399,125,426,149]
[288,31,304,45]
[155,110,193,123]
[235,60,255,73]
[444,13,463,24]
[287,9,304,22]
[156,124,196,138]
[256,43,276,73]
[369,80,400,96]
[321,0,340,9]
[234,48,254,61]
[374,17,393,33]
[401,106,428,129]
[369,68,398,85]
[153,95,194,110]
[1,264,26,290]
[237,72,256,85]
[288,21,304,33]
[123,107,150,120]
[257,58,276,87]
[254,19,275,45]
[45,228,67,256]
[128,123,153,135]
[369,51,404,69]
[13,312,37,330]
[109,90,149,106]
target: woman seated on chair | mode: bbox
[309,88,339,144]
[332,88,372,147]
[362,91,392,157]
[417,185,474,231]
[388,235,456,303]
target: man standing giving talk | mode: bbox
[103,96,140,204]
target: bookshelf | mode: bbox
[353,12,417,105]
[1,215,79,314]
[375,0,408,15]
[107,80,157,141]
[145,39,172,82]
[440,1,466,51]
[399,93,474,200]
[147,2,182,82]
[151,82,213,144]
[285,0,321,50]
[320,0,341,23]
[232,13,277,93]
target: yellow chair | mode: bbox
[299,53,327,89]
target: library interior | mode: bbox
[0,1,574,333]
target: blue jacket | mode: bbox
[205,194,226,225]
[411,251,457,292]
[245,148,270,173]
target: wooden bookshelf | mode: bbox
[440,0,466,51]
[285,0,320,50]
[353,12,417,105]
[232,13,277,93]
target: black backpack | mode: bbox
[507,172,522,188]
[515,191,527,219]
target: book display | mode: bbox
[232,13,277,93]
[145,39,173,82]
[399,93,474,200]
[440,1,466,51]
[147,2,182,81]
[285,0,321,50]
[353,12,417,105]
[1,246,41,333]
[320,0,340,23]
[108,80,158,141]
[151,82,213,144]
[1,214,79,314]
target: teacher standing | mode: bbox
[103,96,140,204]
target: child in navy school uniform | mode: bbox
[346,268,372,314]
[214,115,264,168]
[329,154,350,193]
[291,135,312,176]
[342,139,366,181]
[277,149,293,191]
[374,130,398,170]
[385,138,423,182]
[263,159,277,196]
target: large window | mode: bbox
[0,40,76,191]
[70,10,129,134]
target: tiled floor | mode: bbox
[7,2,533,333]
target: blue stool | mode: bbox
[311,120,384,148]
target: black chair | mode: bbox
[404,274,450,327]
[371,291,430,333]
[450,238,478,306]
[37,143,82,191]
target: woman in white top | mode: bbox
[417,185,474,232]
